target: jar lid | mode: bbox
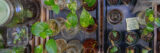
[0,0,13,26]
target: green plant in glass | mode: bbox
[80,8,95,28]
[44,0,60,14]
[7,10,33,27]
[31,22,53,38]
[83,0,96,7]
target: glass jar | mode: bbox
[7,26,29,47]
[0,0,40,27]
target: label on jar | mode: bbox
[0,0,11,26]
[126,17,139,31]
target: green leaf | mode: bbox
[110,46,118,53]
[148,14,154,22]
[45,39,57,53]
[129,50,132,53]
[146,23,154,32]
[145,9,154,17]
[34,45,43,53]
[112,31,117,38]
[84,0,96,7]
[155,18,160,27]
[67,1,77,13]
[65,12,78,29]
[128,35,134,42]
[80,8,95,28]
[44,0,54,6]
[31,22,53,38]
[142,28,149,35]
[51,5,60,14]
[142,49,149,53]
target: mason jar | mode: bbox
[0,0,40,27]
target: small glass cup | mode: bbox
[7,26,29,47]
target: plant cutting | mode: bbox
[34,39,58,53]
[7,26,28,46]
[31,22,53,38]
[109,30,121,44]
[80,8,97,33]
[83,39,98,53]
[82,0,97,11]
[107,45,120,53]
[140,8,160,42]
[125,31,138,45]
[44,0,60,14]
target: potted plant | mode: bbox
[107,0,121,5]
[139,9,160,42]
[83,39,98,53]
[107,9,123,25]
[108,30,121,44]
[6,26,28,46]
[125,31,138,45]
[80,8,97,33]
[107,45,120,53]
[82,0,97,11]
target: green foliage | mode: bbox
[84,0,96,7]
[44,0,60,14]
[145,9,154,17]
[80,8,95,28]
[146,23,154,32]
[31,22,53,38]
[148,14,154,22]
[112,31,117,38]
[12,47,24,53]
[128,35,134,42]
[65,12,78,29]
[142,49,149,53]
[45,39,57,53]
[129,50,132,53]
[67,1,77,13]
[110,46,118,53]
[35,45,43,53]
[155,18,160,27]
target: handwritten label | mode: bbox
[126,18,139,31]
